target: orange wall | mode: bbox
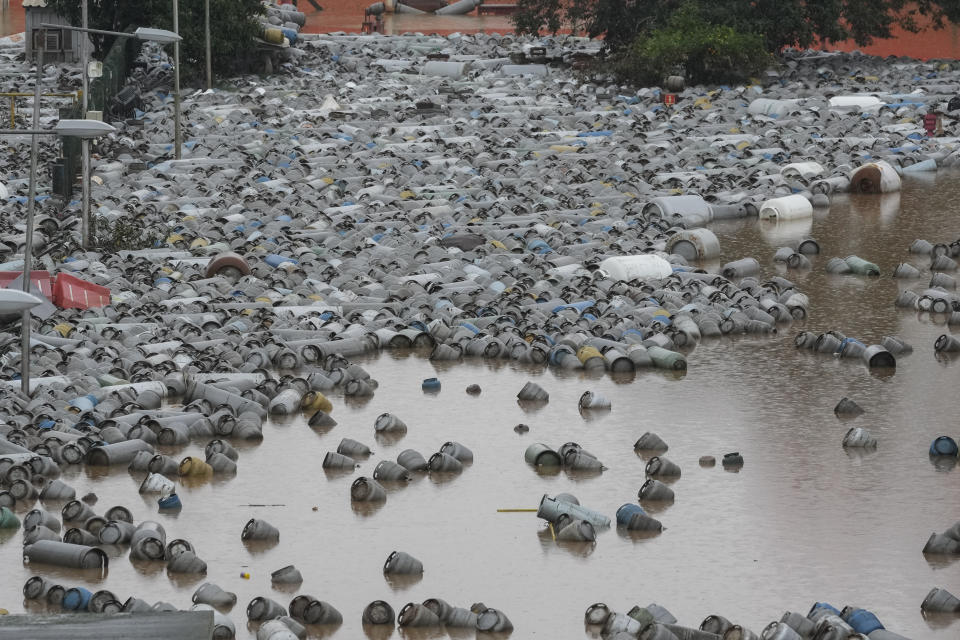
[826,20,960,60]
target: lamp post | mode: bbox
[41,23,181,250]
[173,0,182,160]
[0,34,116,393]
[205,0,212,91]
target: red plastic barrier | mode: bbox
[0,271,54,298]
[52,273,111,309]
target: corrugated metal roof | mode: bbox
[23,0,49,7]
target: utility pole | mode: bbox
[21,39,44,394]
[80,0,90,249]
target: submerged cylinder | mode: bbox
[242,518,280,541]
[351,476,386,502]
[476,608,513,633]
[193,582,237,608]
[289,595,342,624]
[247,596,287,621]
[921,587,960,612]
[23,540,108,569]
[362,600,395,625]
[397,449,428,471]
[384,550,423,575]
[639,478,675,502]
[646,456,681,477]
[635,432,669,451]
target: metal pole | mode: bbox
[81,0,90,249]
[173,0,182,160]
[21,38,43,395]
[205,0,212,91]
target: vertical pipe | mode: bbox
[204,0,212,91]
[80,0,90,249]
[22,36,43,395]
[173,0,182,160]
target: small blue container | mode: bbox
[68,394,98,412]
[808,602,841,618]
[930,436,959,457]
[264,254,297,268]
[421,378,441,392]
[844,608,884,635]
[458,322,480,335]
[158,494,182,510]
[62,587,92,611]
[615,503,645,527]
[526,238,552,254]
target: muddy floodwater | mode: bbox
[1,172,958,638]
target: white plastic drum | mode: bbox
[666,228,721,261]
[781,162,825,181]
[747,99,801,118]
[828,95,883,112]
[849,160,902,193]
[421,61,469,78]
[643,195,712,227]
[597,255,673,281]
[758,194,814,221]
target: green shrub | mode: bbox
[91,216,159,253]
[609,3,771,87]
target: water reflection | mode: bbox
[384,573,422,591]
[129,558,165,578]
[516,399,549,414]
[843,447,880,465]
[396,627,446,640]
[615,528,662,544]
[351,501,385,518]
[375,432,407,448]
[639,501,672,515]
[323,467,356,481]
[555,539,598,558]
[927,455,958,473]
[363,624,397,640]
[242,539,279,555]
[848,192,902,226]
[922,611,960,631]
[166,569,205,589]
[759,217,814,246]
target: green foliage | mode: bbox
[512,0,673,48]
[610,3,770,86]
[90,216,159,253]
[512,0,960,53]
[45,0,265,81]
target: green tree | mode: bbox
[609,3,770,85]
[45,0,265,80]
[513,0,960,52]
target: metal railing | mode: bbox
[1,91,80,128]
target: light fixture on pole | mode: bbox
[43,24,182,43]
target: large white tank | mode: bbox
[596,255,673,281]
